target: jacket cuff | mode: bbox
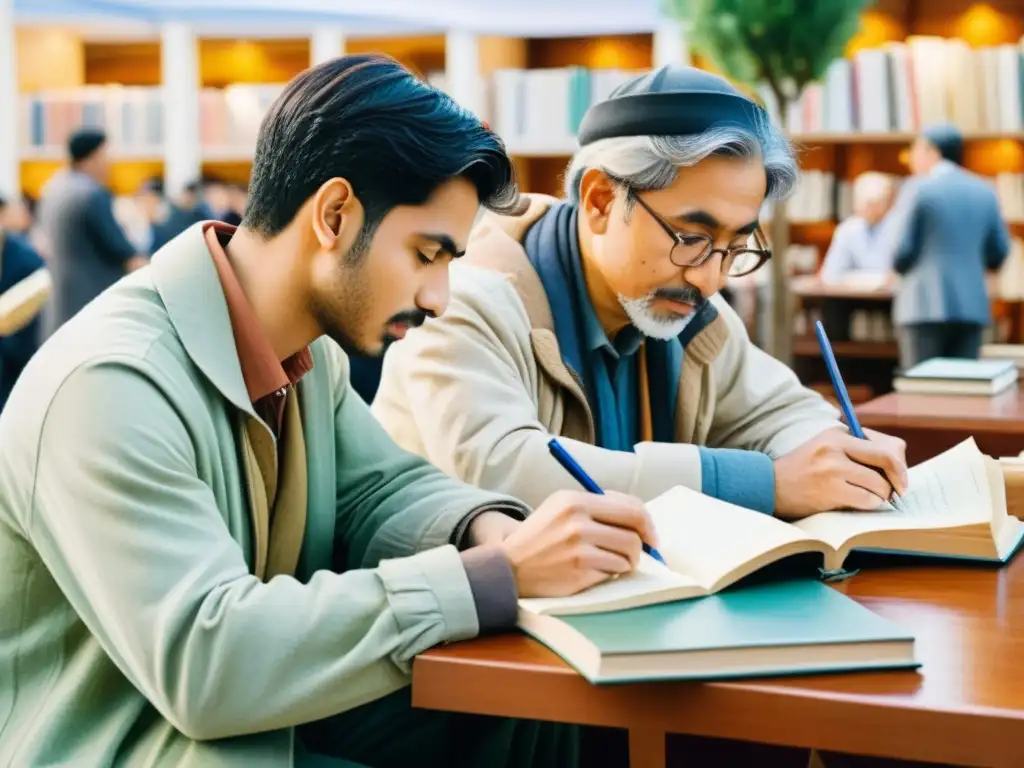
[378,544,480,644]
[450,501,529,550]
[459,545,519,634]
[698,447,776,515]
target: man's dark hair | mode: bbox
[243,54,519,241]
[921,123,964,166]
[68,128,107,163]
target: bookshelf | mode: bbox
[780,0,1024,397]
[8,3,1024,283]
[10,30,454,196]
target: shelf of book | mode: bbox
[793,337,899,361]
[13,31,447,196]
[11,1,1024,207]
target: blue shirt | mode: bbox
[569,257,644,451]
[819,216,894,283]
[565,246,776,515]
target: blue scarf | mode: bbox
[523,202,716,448]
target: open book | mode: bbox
[520,438,1024,618]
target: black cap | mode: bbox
[921,123,964,165]
[68,128,107,163]
[577,65,767,147]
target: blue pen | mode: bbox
[546,437,667,564]
[815,320,906,509]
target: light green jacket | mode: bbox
[0,224,524,766]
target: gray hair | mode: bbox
[564,114,798,205]
[852,171,894,208]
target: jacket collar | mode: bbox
[148,222,256,419]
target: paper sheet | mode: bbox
[794,438,992,550]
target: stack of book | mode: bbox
[893,358,1020,396]
[519,439,1020,682]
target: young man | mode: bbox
[0,55,658,768]
[372,65,909,522]
[35,128,148,337]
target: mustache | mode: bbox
[385,308,431,330]
[649,285,705,305]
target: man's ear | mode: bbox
[579,168,617,236]
[311,177,357,248]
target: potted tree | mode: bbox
[663,0,869,364]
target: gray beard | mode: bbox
[617,293,698,340]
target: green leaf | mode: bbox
[665,0,874,106]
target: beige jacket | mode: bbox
[372,195,842,509]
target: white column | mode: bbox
[653,17,691,68]
[0,0,18,199]
[160,22,200,199]
[444,29,481,116]
[310,27,346,67]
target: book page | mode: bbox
[649,485,822,591]
[794,438,993,551]
[517,554,702,617]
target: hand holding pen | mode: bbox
[771,324,910,520]
[547,438,667,564]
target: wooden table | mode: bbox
[413,557,1024,767]
[856,385,1024,465]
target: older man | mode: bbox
[372,65,909,522]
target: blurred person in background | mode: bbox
[36,128,148,338]
[0,193,48,258]
[817,171,896,341]
[148,177,212,253]
[891,124,1010,369]
[0,212,49,411]
[0,193,34,237]
[135,176,167,239]
[819,171,896,285]
[221,180,248,226]
[201,174,234,221]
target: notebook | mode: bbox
[518,579,917,683]
[519,438,1022,618]
[893,357,1018,396]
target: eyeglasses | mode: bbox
[631,192,772,278]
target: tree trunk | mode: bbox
[768,108,793,366]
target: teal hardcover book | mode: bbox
[519,579,918,684]
[894,357,1018,395]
